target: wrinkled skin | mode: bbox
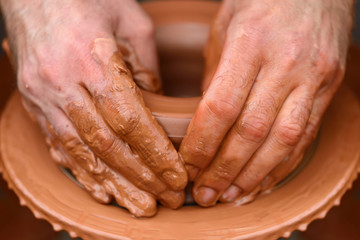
[0,0,188,217]
[180,0,354,207]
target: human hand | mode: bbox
[1,0,187,217]
[180,0,353,207]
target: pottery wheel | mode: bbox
[0,84,359,240]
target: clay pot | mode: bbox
[140,1,218,145]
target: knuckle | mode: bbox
[316,55,336,77]
[274,96,311,148]
[280,53,299,71]
[87,129,116,155]
[34,46,60,83]
[116,113,141,136]
[278,40,304,71]
[37,64,56,83]
[17,65,36,96]
[275,122,303,147]
[213,160,236,183]
[312,50,341,87]
[190,145,213,161]
[137,16,155,39]
[203,95,239,124]
[98,139,116,157]
[239,169,263,191]
[132,168,160,192]
[303,118,320,140]
[183,139,215,167]
[214,70,250,90]
[235,116,269,144]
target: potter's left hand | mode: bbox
[1,0,188,217]
[180,0,354,207]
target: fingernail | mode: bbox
[162,170,186,191]
[185,164,199,181]
[195,187,217,206]
[221,185,242,203]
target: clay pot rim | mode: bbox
[140,0,212,119]
[142,90,200,117]
[139,1,216,141]
[1,85,359,239]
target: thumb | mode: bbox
[113,2,161,93]
[202,1,232,92]
[90,36,162,94]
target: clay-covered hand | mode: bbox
[1,0,187,217]
[180,0,354,207]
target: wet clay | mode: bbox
[1,33,189,216]
[45,38,190,217]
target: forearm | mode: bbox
[0,0,41,59]
[1,0,110,67]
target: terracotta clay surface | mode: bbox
[2,41,360,238]
[1,83,359,240]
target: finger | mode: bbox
[88,39,187,191]
[45,109,157,216]
[192,68,294,207]
[202,0,233,91]
[91,37,161,93]
[260,66,344,191]
[22,99,72,168]
[223,87,312,199]
[114,1,159,77]
[180,23,262,180]
[22,99,113,204]
[43,109,113,204]
[99,166,157,218]
[262,88,337,191]
[64,86,184,208]
[49,137,113,204]
[53,131,157,217]
[58,137,157,217]
[117,39,162,93]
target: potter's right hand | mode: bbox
[1,0,187,217]
[180,0,352,207]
